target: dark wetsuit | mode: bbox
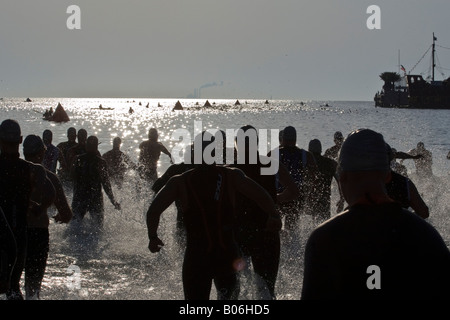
[56,140,77,181]
[302,202,450,300]
[278,146,308,226]
[308,153,337,222]
[43,143,59,173]
[71,153,112,228]
[182,166,241,300]
[25,169,66,299]
[138,141,170,181]
[233,159,280,299]
[0,153,33,299]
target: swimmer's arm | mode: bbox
[276,162,300,203]
[48,172,72,223]
[159,143,173,162]
[99,160,120,210]
[408,180,429,219]
[28,163,47,208]
[146,176,180,251]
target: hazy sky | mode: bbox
[1,0,450,100]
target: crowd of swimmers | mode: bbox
[1,117,450,300]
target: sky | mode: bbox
[1,0,450,101]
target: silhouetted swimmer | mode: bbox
[102,137,138,189]
[69,136,120,241]
[277,126,317,229]
[56,127,77,181]
[301,129,450,300]
[385,144,429,219]
[66,128,88,172]
[138,128,172,182]
[408,142,433,180]
[146,132,282,300]
[307,139,341,223]
[23,134,72,299]
[42,129,61,173]
[324,131,344,161]
[232,125,298,300]
[0,119,52,300]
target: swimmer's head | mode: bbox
[86,136,100,153]
[42,129,53,144]
[338,129,389,173]
[67,127,77,140]
[308,139,322,155]
[148,128,158,141]
[0,119,22,144]
[282,126,297,145]
[23,134,46,157]
[334,131,344,144]
[77,129,88,142]
[113,136,122,148]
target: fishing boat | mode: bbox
[374,33,450,109]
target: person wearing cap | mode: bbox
[102,136,138,189]
[306,138,342,223]
[0,119,51,300]
[70,135,120,242]
[138,128,173,182]
[22,134,72,299]
[385,144,429,219]
[56,127,77,182]
[324,131,344,161]
[277,126,317,230]
[232,125,298,300]
[66,128,89,171]
[42,129,61,173]
[301,128,450,300]
[146,131,282,300]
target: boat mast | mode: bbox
[432,32,436,81]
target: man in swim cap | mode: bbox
[301,128,450,300]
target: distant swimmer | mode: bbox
[324,131,344,161]
[146,132,282,300]
[0,206,16,295]
[23,134,72,299]
[277,126,317,229]
[56,127,77,181]
[138,128,172,182]
[42,129,61,173]
[0,119,53,300]
[66,128,88,171]
[408,142,433,179]
[102,137,138,189]
[232,125,299,300]
[307,139,341,223]
[70,136,120,236]
[385,144,429,219]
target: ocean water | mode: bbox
[0,97,449,300]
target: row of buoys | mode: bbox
[171,99,272,111]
